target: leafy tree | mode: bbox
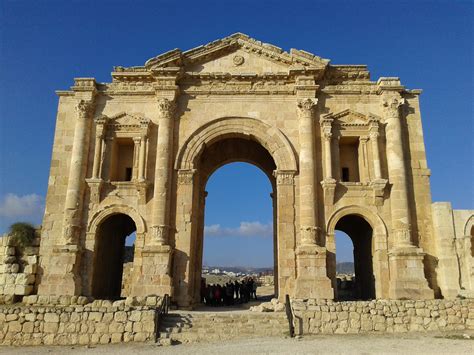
[8,222,37,248]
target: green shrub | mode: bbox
[9,222,37,248]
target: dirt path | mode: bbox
[2,331,473,354]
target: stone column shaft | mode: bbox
[138,135,147,181]
[91,133,103,179]
[370,131,382,179]
[151,98,176,244]
[133,137,141,181]
[64,100,93,210]
[324,135,333,179]
[359,136,369,182]
[383,95,412,247]
[297,98,319,245]
[62,99,95,244]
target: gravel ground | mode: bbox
[1,332,473,355]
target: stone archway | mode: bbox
[173,117,298,307]
[84,205,146,297]
[326,205,390,299]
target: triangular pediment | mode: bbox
[97,112,150,131]
[326,109,380,126]
[142,33,329,74]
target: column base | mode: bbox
[131,245,174,297]
[37,245,82,296]
[295,244,334,299]
[388,246,434,300]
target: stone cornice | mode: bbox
[119,33,329,72]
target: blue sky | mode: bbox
[0,1,472,267]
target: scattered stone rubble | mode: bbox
[250,298,285,312]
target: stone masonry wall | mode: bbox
[0,235,39,303]
[291,299,474,335]
[0,295,162,346]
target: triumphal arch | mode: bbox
[36,33,474,307]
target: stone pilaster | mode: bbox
[378,78,433,299]
[273,170,297,299]
[320,115,336,206]
[150,98,176,245]
[368,118,387,206]
[369,118,382,180]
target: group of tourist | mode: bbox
[201,278,258,306]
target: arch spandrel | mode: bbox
[87,204,146,235]
[175,117,298,172]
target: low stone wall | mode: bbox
[291,299,474,335]
[0,235,39,303]
[0,296,162,346]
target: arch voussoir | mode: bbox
[175,117,297,172]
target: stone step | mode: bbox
[158,311,290,344]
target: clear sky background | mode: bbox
[0,1,472,267]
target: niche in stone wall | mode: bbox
[339,137,360,182]
[109,138,135,182]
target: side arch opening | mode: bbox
[335,214,375,300]
[91,213,136,300]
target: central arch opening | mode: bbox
[192,137,278,306]
[335,214,375,300]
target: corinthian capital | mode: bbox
[300,225,320,245]
[297,98,318,117]
[157,98,176,118]
[150,224,168,245]
[382,95,406,114]
[76,100,94,119]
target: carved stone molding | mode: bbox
[273,170,296,185]
[86,178,104,206]
[157,98,176,118]
[297,98,318,117]
[321,178,337,206]
[177,169,196,185]
[370,178,388,206]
